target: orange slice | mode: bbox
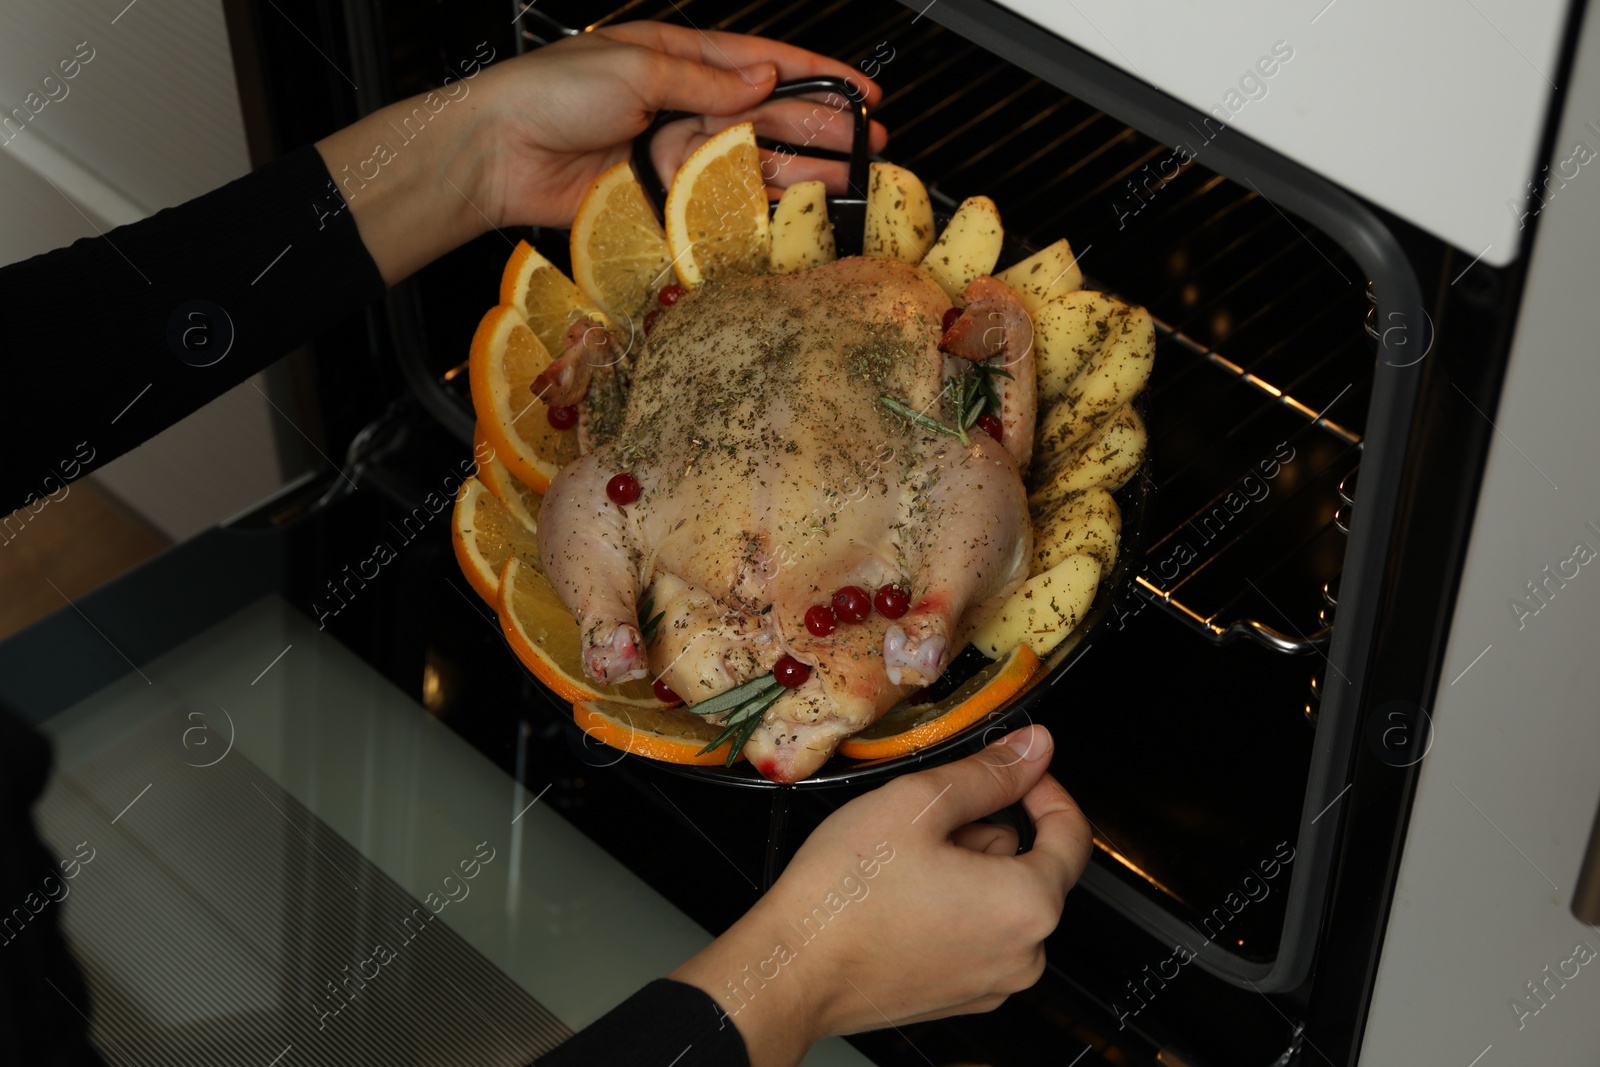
[665,121,770,287]
[500,240,609,359]
[469,305,580,494]
[570,161,674,327]
[473,423,544,530]
[496,557,659,706]
[837,643,1042,760]
[452,477,540,603]
[573,699,746,766]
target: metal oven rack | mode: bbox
[508,0,1373,660]
[1118,300,1362,655]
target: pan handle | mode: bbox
[629,75,872,218]
[981,801,1038,854]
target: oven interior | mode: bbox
[260,0,1432,1061]
[397,0,1373,956]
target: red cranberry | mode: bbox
[652,678,680,704]
[941,306,961,333]
[773,655,811,688]
[804,604,838,636]
[658,284,686,306]
[831,586,872,624]
[874,584,910,619]
[606,472,640,506]
[643,309,661,334]
[977,414,1003,442]
[547,404,578,430]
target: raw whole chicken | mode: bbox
[537,256,1037,783]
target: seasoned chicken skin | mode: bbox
[539,256,1035,782]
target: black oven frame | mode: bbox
[492,0,1420,1000]
[886,0,1432,997]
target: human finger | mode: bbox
[892,724,1055,836]
[662,105,887,157]
[757,153,860,197]
[749,101,885,156]
[950,821,1020,856]
[628,48,779,117]
[1017,771,1094,892]
[601,22,883,107]
[648,137,873,199]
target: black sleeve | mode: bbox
[0,144,386,516]
[533,978,750,1067]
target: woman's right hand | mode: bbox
[669,724,1094,1067]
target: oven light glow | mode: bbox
[1097,839,1186,904]
[1245,374,1283,398]
[422,649,454,715]
[422,663,444,712]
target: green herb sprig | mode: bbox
[638,595,665,646]
[949,362,1015,442]
[880,361,1014,446]
[879,395,960,440]
[688,673,784,767]
[971,361,1014,416]
[947,373,983,443]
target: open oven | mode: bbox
[15,0,1595,1064]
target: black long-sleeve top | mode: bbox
[0,145,749,1067]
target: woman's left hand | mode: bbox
[317,22,887,284]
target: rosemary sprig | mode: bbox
[950,362,1015,439]
[697,686,786,766]
[638,595,665,646]
[972,362,1014,414]
[726,696,777,766]
[690,675,787,766]
[879,395,962,441]
[685,672,778,718]
[946,373,979,442]
[882,360,1015,448]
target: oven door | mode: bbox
[141,0,1555,1064]
[0,513,877,1067]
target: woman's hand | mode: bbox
[316,23,886,285]
[668,725,1094,1067]
[477,22,887,227]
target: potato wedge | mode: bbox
[1032,291,1139,407]
[1028,403,1146,508]
[995,239,1084,315]
[862,162,935,263]
[973,553,1102,659]
[769,180,836,274]
[920,196,1004,303]
[1030,488,1121,576]
[1033,303,1155,468]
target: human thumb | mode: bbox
[900,725,1055,837]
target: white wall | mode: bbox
[0,0,290,541]
[1359,4,1600,1064]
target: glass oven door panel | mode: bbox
[29,592,870,1066]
